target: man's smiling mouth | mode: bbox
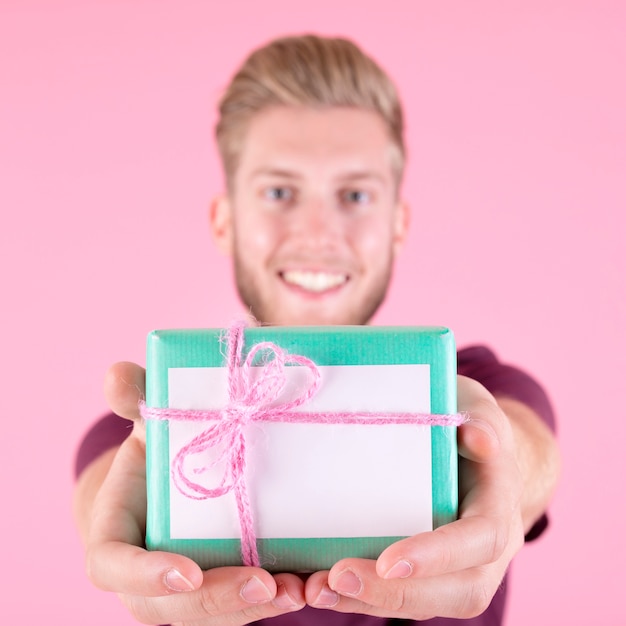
[280,270,349,293]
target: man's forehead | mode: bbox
[235,106,396,181]
[243,105,390,142]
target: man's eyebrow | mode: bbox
[334,170,388,185]
[248,167,302,180]
[247,169,388,185]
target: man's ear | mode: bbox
[392,199,410,257]
[209,194,233,256]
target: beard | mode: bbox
[232,244,394,327]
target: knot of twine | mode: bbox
[140,321,466,567]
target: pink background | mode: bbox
[1,0,624,623]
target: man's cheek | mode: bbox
[354,223,392,256]
[239,226,275,260]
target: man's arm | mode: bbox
[304,375,560,619]
[496,394,560,534]
[73,361,306,625]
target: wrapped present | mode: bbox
[143,323,462,572]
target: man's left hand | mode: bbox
[305,375,526,620]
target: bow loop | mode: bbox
[239,342,289,408]
[169,331,320,509]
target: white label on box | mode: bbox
[168,364,432,539]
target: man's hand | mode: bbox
[304,375,558,620]
[74,362,306,625]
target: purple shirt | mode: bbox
[75,345,555,625]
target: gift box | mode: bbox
[144,325,460,572]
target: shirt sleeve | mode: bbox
[457,345,556,541]
[457,345,556,432]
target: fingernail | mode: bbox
[384,559,413,579]
[332,569,363,597]
[272,582,298,609]
[164,568,195,592]
[313,584,340,607]
[241,576,273,604]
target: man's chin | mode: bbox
[236,278,389,326]
[247,303,373,327]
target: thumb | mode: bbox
[104,361,146,423]
[456,375,506,463]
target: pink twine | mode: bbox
[140,321,466,567]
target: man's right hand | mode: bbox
[74,361,306,625]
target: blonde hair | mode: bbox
[215,34,405,185]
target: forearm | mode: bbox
[496,396,561,533]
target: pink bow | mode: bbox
[142,321,322,566]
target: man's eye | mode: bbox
[342,190,371,205]
[264,187,293,202]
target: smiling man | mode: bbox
[74,35,559,626]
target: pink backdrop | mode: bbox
[1,1,624,623]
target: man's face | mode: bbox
[211,106,408,326]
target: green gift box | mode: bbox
[145,325,459,572]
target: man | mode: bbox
[74,35,559,625]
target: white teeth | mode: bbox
[282,270,348,292]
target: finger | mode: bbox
[456,375,517,463]
[375,516,511,580]
[456,375,522,507]
[307,560,506,620]
[89,429,148,547]
[104,361,146,422]
[305,570,340,609]
[88,541,203,596]
[121,569,306,625]
[272,573,307,611]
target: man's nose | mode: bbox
[290,196,342,247]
